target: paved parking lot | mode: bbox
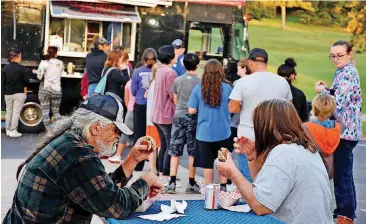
[2,133,366,223]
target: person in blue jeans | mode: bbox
[230,58,252,182]
[188,59,233,191]
[315,40,362,223]
[229,49,293,184]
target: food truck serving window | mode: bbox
[47,1,140,59]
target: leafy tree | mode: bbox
[300,1,365,53]
[347,2,366,53]
[273,0,314,29]
[300,1,345,26]
[245,1,275,20]
[246,1,314,29]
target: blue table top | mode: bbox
[107,200,284,224]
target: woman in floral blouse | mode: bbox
[315,40,362,224]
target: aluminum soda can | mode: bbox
[204,184,219,209]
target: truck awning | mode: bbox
[100,0,172,7]
[50,1,141,23]
[174,0,245,6]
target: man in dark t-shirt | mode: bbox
[86,38,111,97]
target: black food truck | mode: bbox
[1,0,250,132]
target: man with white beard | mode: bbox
[4,95,163,223]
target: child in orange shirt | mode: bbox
[304,94,341,179]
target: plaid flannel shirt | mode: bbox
[3,131,149,223]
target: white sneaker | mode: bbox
[8,130,22,138]
[5,129,10,136]
[108,156,122,164]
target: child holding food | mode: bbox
[187,59,233,190]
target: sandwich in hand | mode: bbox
[139,136,157,151]
[218,147,229,162]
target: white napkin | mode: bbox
[138,214,185,221]
[138,200,187,221]
[221,204,251,213]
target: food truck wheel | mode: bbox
[18,101,45,133]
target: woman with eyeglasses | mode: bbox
[314,40,362,224]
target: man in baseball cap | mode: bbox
[228,47,292,182]
[95,37,112,52]
[5,95,163,223]
[80,95,132,135]
[172,39,186,76]
[248,48,268,63]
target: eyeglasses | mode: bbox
[329,53,347,60]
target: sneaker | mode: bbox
[8,130,22,138]
[185,183,201,194]
[165,182,176,194]
[5,129,10,136]
[108,156,122,164]
[163,180,182,188]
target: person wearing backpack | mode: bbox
[103,50,130,103]
[86,38,111,98]
[37,46,64,130]
[107,51,134,164]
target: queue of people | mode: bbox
[3,38,362,224]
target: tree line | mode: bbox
[245,1,365,53]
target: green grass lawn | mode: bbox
[363,122,366,138]
[248,19,366,109]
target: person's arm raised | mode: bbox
[216,155,273,216]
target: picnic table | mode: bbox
[107,200,284,224]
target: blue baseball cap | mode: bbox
[172,39,184,48]
[94,37,112,46]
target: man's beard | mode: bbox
[97,138,117,157]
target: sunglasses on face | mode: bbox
[329,53,348,60]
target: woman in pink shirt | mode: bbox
[108,79,135,163]
[152,45,177,177]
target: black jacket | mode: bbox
[291,85,309,122]
[86,49,107,85]
[2,62,30,95]
[104,67,130,101]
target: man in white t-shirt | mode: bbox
[229,48,293,139]
[229,48,292,179]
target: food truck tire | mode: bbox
[18,94,45,133]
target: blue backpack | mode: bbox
[93,67,116,95]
